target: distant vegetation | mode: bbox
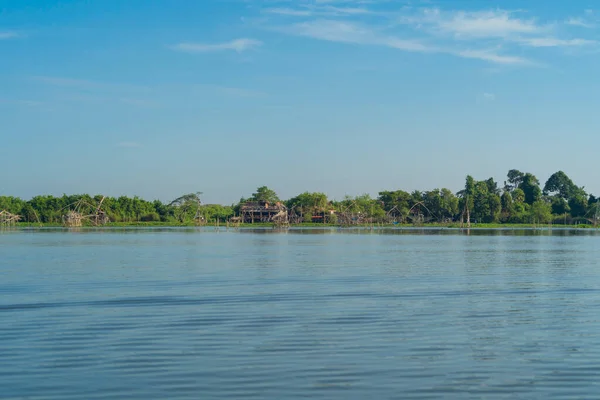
[1,170,599,226]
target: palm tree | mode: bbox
[457,175,476,228]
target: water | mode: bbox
[2,227,600,399]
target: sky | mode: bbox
[2,0,600,204]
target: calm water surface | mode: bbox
[2,228,600,399]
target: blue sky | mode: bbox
[2,0,600,204]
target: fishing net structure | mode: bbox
[0,210,21,226]
[169,192,205,225]
[406,201,438,226]
[62,197,109,227]
[336,201,368,226]
[270,206,290,228]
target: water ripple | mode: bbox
[2,229,600,399]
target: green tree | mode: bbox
[250,186,280,204]
[500,191,514,216]
[0,196,26,215]
[423,188,459,221]
[484,177,501,195]
[543,171,585,200]
[568,195,588,218]
[168,192,203,223]
[440,188,459,220]
[410,191,423,208]
[512,188,525,204]
[287,192,329,222]
[551,196,570,216]
[286,192,328,213]
[506,169,524,191]
[470,181,502,223]
[518,173,542,205]
[529,200,552,224]
[457,175,476,226]
[378,190,411,214]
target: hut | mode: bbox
[311,209,336,223]
[240,201,287,223]
[228,216,242,228]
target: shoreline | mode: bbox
[5,222,599,230]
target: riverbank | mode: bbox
[7,221,600,229]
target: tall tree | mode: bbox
[518,173,542,205]
[250,186,280,204]
[458,175,476,227]
[500,191,514,216]
[484,177,501,195]
[506,169,524,192]
[551,197,569,216]
[543,171,585,200]
[471,181,502,223]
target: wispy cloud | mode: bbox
[119,98,161,108]
[456,49,530,65]
[283,20,429,51]
[30,75,266,107]
[281,19,529,64]
[426,9,541,38]
[0,99,43,106]
[566,17,595,28]
[32,76,151,92]
[192,84,267,98]
[476,92,496,103]
[402,8,596,49]
[263,3,597,65]
[0,31,19,40]
[517,37,596,48]
[214,86,266,98]
[171,38,263,53]
[265,4,374,17]
[266,8,313,17]
[116,142,142,148]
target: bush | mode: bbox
[140,212,160,222]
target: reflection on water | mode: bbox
[2,228,600,399]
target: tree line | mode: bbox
[1,170,598,225]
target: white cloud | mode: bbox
[483,92,495,101]
[171,38,263,53]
